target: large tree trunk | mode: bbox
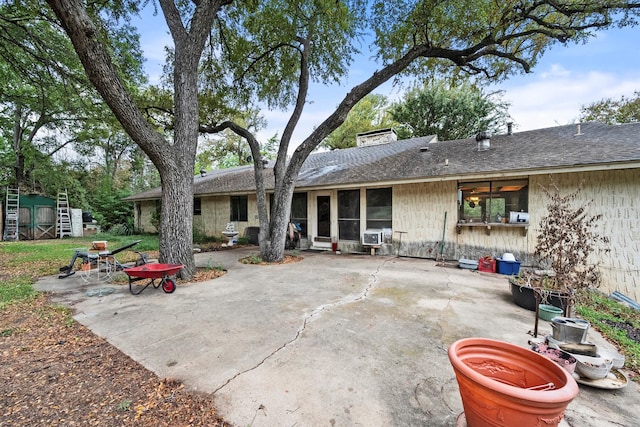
[260,181,295,262]
[47,0,227,279]
[158,24,201,277]
[158,165,195,276]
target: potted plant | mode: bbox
[510,179,609,316]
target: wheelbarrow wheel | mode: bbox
[162,278,176,293]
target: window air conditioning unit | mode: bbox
[362,229,383,246]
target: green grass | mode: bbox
[239,253,263,264]
[0,276,37,309]
[576,292,640,374]
[0,233,158,307]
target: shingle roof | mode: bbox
[126,122,640,201]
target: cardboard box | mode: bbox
[497,259,521,275]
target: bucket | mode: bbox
[539,304,563,321]
[551,317,590,343]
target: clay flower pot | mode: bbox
[448,338,578,427]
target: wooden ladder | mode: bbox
[56,190,73,238]
[3,187,19,241]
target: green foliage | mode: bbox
[389,81,511,140]
[0,1,144,192]
[116,399,132,412]
[580,91,640,125]
[150,203,161,233]
[108,223,131,236]
[219,0,367,109]
[205,260,225,272]
[370,1,619,80]
[88,188,134,231]
[192,226,205,243]
[196,109,272,170]
[322,94,398,149]
[577,292,640,374]
[0,276,36,309]
[240,253,264,264]
[237,236,251,245]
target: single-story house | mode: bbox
[125,122,640,301]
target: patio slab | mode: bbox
[36,247,639,426]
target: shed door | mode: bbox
[35,206,55,239]
[18,207,31,240]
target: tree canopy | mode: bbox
[322,94,397,150]
[389,81,510,141]
[43,0,640,274]
[0,1,146,231]
[580,91,640,125]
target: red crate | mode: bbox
[478,257,496,273]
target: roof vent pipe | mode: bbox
[476,131,491,151]
[507,122,513,135]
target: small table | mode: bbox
[81,244,114,282]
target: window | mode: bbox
[290,192,308,237]
[230,195,248,221]
[366,188,392,229]
[338,190,360,240]
[458,179,529,223]
[193,198,201,216]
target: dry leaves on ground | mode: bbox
[0,295,231,427]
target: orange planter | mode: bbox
[448,338,578,427]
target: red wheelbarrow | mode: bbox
[123,264,183,295]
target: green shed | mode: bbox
[18,194,57,240]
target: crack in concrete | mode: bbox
[212,258,389,394]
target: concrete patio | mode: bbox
[36,247,639,426]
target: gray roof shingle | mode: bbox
[126,122,640,201]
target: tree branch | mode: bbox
[45,0,168,165]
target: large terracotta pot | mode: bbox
[448,338,578,427]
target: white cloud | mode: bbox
[497,66,640,131]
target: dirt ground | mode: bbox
[0,293,231,427]
[1,264,233,427]
[0,252,302,426]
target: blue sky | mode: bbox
[132,9,640,147]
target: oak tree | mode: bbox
[580,91,640,125]
[45,0,640,274]
[389,81,510,141]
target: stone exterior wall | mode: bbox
[393,181,457,258]
[388,170,639,301]
[136,200,157,233]
[133,168,639,301]
[197,194,261,238]
[533,170,640,302]
[137,194,262,239]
